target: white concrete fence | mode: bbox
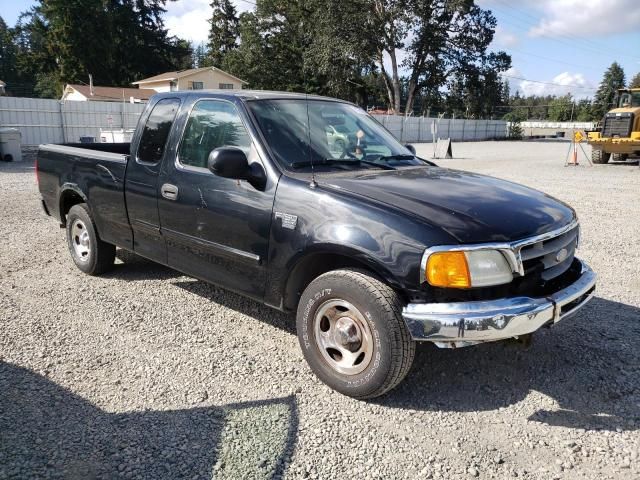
[0,96,510,145]
[519,121,596,129]
[0,97,145,145]
[371,114,509,143]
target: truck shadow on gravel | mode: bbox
[0,362,298,480]
[174,280,295,336]
[102,250,183,282]
[379,297,639,432]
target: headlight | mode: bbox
[425,250,513,288]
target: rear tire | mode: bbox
[591,149,610,164]
[66,203,115,275]
[296,269,415,399]
[611,153,628,162]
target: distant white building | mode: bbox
[131,66,246,92]
[62,84,155,103]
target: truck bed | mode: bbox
[37,143,133,250]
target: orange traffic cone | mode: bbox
[571,147,579,166]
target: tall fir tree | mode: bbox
[630,72,640,89]
[0,16,18,87]
[593,62,626,119]
[193,43,211,68]
[208,0,239,68]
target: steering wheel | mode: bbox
[340,142,366,160]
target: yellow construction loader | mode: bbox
[587,88,640,163]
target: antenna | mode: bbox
[305,88,317,188]
[301,7,316,188]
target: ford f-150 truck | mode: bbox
[37,91,596,399]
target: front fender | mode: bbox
[267,243,406,312]
[263,176,455,310]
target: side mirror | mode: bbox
[404,144,416,155]
[207,147,266,190]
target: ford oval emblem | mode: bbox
[555,248,568,263]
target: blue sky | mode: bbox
[3,0,639,99]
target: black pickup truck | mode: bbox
[37,91,596,398]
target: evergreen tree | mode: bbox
[0,16,18,88]
[13,7,58,97]
[223,3,307,92]
[501,79,510,105]
[593,62,625,119]
[208,0,239,68]
[575,98,594,122]
[630,72,640,89]
[171,39,194,70]
[548,94,573,122]
[10,0,191,97]
[193,43,211,68]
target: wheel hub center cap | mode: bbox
[335,316,362,352]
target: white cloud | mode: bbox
[502,68,595,98]
[164,0,253,44]
[529,0,640,38]
[493,26,519,48]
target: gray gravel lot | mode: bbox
[1,141,639,479]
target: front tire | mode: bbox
[66,203,115,275]
[296,269,415,399]
[591,149,610,164]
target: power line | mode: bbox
[500,74,597,91]
[506,46,602,73]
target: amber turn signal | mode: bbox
[426,251,471,288]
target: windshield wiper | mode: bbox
[357,159,395,170]
[290,159,358,169]
[378,153,437,167]
[290,158,395,170]
[377,154,416,162]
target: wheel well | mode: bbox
[59,190,85,225]
[283,252,400,312]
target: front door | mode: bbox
[158,99,275,300]
[125,97,180,264]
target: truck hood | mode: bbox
[319,166,575,243]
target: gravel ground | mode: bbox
[1,142,639,480]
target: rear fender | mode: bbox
[58,183,88,226]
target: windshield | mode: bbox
[247,99,424,171]
[618,92,640,108]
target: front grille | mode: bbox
[602,113,634,138]
[520,226,579,281]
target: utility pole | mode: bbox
[570,101,575,122]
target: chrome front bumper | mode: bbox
[402,259,596,348]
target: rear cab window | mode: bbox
[137,98,180,164]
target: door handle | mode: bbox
[161,183,179,200]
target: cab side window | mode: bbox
[179,100,251,169]
[137,98,180,164]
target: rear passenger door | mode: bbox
[158,99,275,301]
[125,98,180,264]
